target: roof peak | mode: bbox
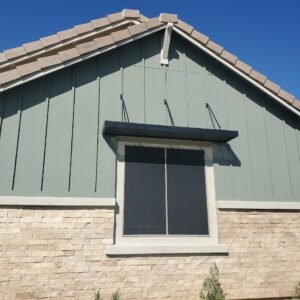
[0,9,299,113]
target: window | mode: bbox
[107,137,227,255]
[123,146,209,236]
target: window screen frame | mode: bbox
[115,137,219,246]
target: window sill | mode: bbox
[106,244,229,256]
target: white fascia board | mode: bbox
[160,22,173,65]
[0,25,166,93]
[217,200,300,210]
[106,244,229,256]
[173,27,300,118]
[0,196,115,207]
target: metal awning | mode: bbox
[102,121,238,143]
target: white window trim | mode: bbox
[107,137,228,255]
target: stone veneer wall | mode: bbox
[0,207,299,300]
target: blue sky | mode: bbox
[1,0,299,98]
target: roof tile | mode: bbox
[175,20,193,35]
[122,9,140,19]
[0,69,20,85]
[16,61,41,77]
[23,40,44,53]
[138,15,149,22]
[206,40,223,54]
[58,28,77,41]
[107,12,123,23]
[235,60,252,74]
[145,18,163,30]
[159,13,178,23]
[264,80,280,94]
[0,53,8,63]
[94,35,115,49]
[249,69,267,84]
[278,89,295,104]
[37,55,62,69]
[293,100,300,110]
[220,50,237,64]
[40,34,61,47]
[191,29,209,45]
[4,47,26,60]
[58,48,80,62]
[111,29,131,43]
[128,23,148,36]
[91,17,110,29]
[74,23,94,35]
[76,41,98,55]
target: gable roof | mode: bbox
[0,9,299,115]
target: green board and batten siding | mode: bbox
[0,32,299,202]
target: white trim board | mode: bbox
[217,200,300,210]
[0,196,115,207]
[106,244,229,255]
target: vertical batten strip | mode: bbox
[40,77,51,191]
[183,42,189,127]
[68,66,77,192]
[261,96,275,198]
[282,111,296,199]
[120,48,124,122]
[163,64,167,125]
[0,94,4,139]
[242,87,255,197]
[142,39,146,123]
[11,88,23,190]
[95,57,101,193]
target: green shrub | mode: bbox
[292,282,300,299]
[111,289,121,300]
[199,263,226,300]
[95,290,103,300]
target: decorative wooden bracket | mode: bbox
[160,23,173,65]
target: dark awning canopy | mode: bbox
[102,121,238,143]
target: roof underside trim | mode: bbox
[102,121,239,143]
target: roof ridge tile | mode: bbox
[264,79,280,94]
[74,22,95,35]
[278,89,295,104]
[235,59,252,75]
[159,13,178,23]
[4,47,26,60]
[145,17,163,30]
[90,17,110,29]
[110,28,132,43]
[107,12,123,23]
[128,23,148,36]
[191,29,209,45]
[122,9,140,19]
[206,40,223,54]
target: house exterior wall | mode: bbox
[0,30,299,300]
[0,32,299,201]
[0,206,299,300]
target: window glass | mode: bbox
[124,146,166,235]
[167,149,209,235]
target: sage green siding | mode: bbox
[0,31,299,201]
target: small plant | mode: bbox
[200,263,226,300]
[111,289,121,300]
[95,290,103,300]
[292,282,300,299]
